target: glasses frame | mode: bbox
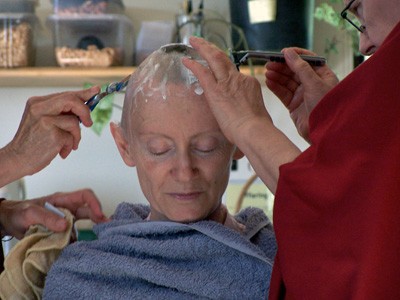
[340,0,365,33]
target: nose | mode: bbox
[171,151,199,182]
[359,32,376,56]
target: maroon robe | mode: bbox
[270,21,400,299]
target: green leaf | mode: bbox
[83,82,93,89]
[90,93,114,136]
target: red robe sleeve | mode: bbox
[269,21,400,299]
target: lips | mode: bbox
[365,46,376,56]
[167,192,203,201]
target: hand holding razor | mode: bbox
[230,50,327,70]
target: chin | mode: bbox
[169,212,205,223]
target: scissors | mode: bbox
[230,50,327,70]
[85,74,131,111]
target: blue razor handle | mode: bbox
[85,93,104,111]
[85,75,130,112]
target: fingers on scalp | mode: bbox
[190,37,233,72]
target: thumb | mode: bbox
[36,208,68,233]
[283,48,320,88]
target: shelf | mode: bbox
[0,66,264,87]
[0,67,134,87]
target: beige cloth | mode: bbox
[0,209,73,300]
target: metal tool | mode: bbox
[44,202,66,218]
[230,50,327,69]
[85,74,131,111]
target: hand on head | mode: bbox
[265,47,339,141]
[182,36,272,145]
[183,38,303,193]
[0,86,100,187]
[0,189,109,239]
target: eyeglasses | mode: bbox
[340,0,365,33]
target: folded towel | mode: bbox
[44,204,276,299]
[0,209,73,299]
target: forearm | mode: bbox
[0,146,25,188]
[234,118,301,194]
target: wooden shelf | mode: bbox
[0,66,264,87]
[0,67,134,87]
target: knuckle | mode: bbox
[21,204,40,223]
[81,188,96,201]
[26,97,42,117]
[209,48,228,63]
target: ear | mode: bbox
[110,122,136,167]
[233,146,245,160]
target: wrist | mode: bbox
[0,145,26,187]
[234,118,301,193]
[233,115,272,147]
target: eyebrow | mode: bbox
[138,130,225,141]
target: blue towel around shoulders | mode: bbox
[44,203,276,299]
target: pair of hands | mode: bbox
[0,189,109,240]
[183,37,340,192]
[184,37,339,143]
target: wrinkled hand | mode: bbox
[265,47,339,141]
[0,189,109,239]
[183,36,272,145]
[2,87,100,182]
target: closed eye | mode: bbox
[150,149,171,156]
[194,147,216,154]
